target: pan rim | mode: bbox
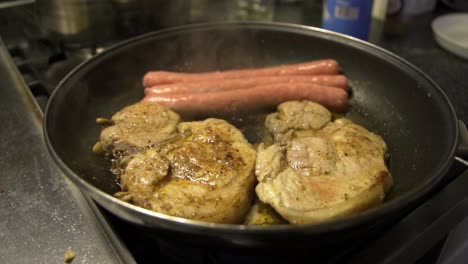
[44,21,459,235]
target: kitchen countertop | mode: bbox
[0,36,133,264]
[0,2,467,263]
[375,13,468,124]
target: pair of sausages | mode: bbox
[142,59,349,113]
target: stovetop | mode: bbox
[1,2,468,264]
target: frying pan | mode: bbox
[44,22,467,251]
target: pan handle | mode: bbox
[455,120,468,166]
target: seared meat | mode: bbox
[93,102,180,156]
[243,198,287,225]
[115,118,257,224]
[265,100,331,146]
[255,100,393,224]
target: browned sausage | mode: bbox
[142,83,349,113]
[143,59,341,87]
[144,75,349,95]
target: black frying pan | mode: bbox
[44,22,466,251]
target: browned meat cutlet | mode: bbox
[255,100,393,224]
[114,118,257,224]
[93,101,180,157]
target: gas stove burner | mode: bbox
[7,45,50,110]
[7,35,105,112]
[45,48,95,88]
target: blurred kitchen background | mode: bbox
[0,0,466,111]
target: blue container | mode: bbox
[322,0,374,40]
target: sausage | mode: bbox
[144,75,349,95]
[142,83,349,113]
[143,59,341,87]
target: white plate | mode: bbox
[431,13,468,60]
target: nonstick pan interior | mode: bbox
[44,22,457,244]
